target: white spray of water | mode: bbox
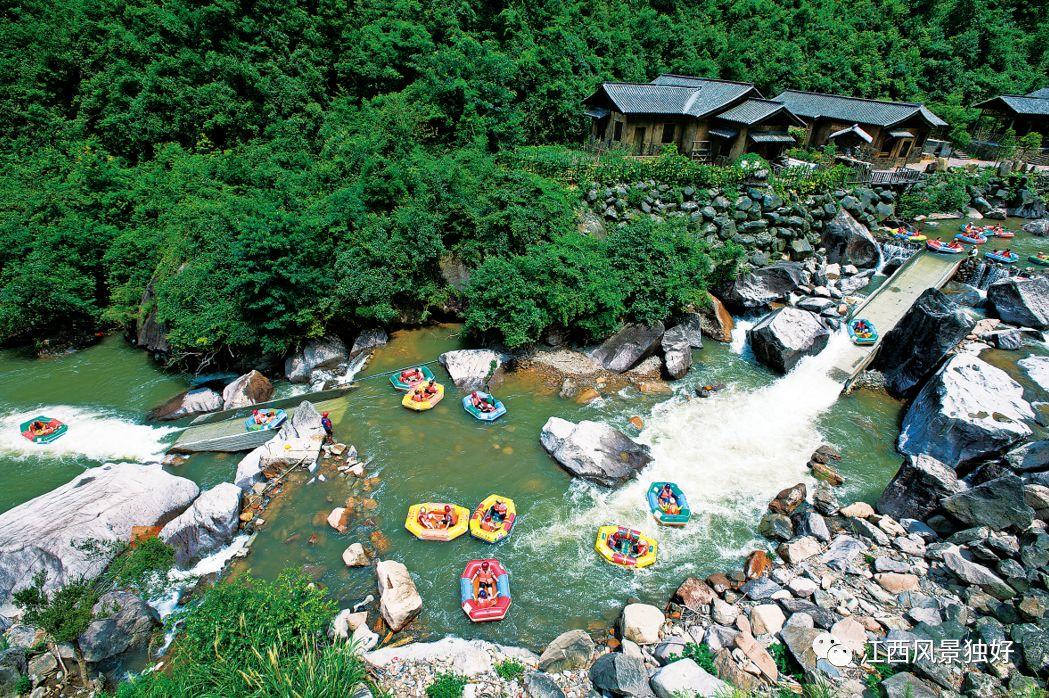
[522,331,853,575]
[729,318,756,356]
[0,406,177,463]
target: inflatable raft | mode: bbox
[404,503,470,541]
[647,482,691,526]
[462,391,506,421]
[991,228,1015,239]
[244,408,286,432]
[1029,254,1049,267]
[848,318,878,345]
[390,365,436,391]
[985,250,1019,264]
[20,416,67,444]
[460,559,511,622]
[884,227,926,243]
[926,239,964,254]
[595,525,657,569]
[956,232,988,245]
[470,495,516,543]
[402,382,444,411]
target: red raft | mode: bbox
[459,559,511,622]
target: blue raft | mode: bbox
[646,482,691,527]
[847,318,878,346]
[462,391,507,422]
[243,408,286,432]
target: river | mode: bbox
[1,215,1045,649]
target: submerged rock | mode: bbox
[726,262,806,310]
[539,417,652,487]
[0,463,199,615]
[821,209,881,269]
[375,559,423,632]
[221,370,274,410]
[159,483,242,565]
[439,349,505,390]
[987,276,1049,330]
[872,289,975,398]
[898,354,1033,467]
[589,323,665,373]
[748,307,829,374]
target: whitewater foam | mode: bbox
[729,318,756,357]
[521,330,852,575]
[0,406,176,463]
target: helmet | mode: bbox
[481,561,490,570]
[323,412,329,417]
[444,505,451,512]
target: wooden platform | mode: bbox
[831,250,963,389]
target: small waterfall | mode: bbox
[963,258,1011,290]
[308,351,371,391]
[877,242,915,275]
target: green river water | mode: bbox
[1,216,1046,650]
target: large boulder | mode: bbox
[661,315,703,380]
[697,294,734,342]
[1019,355,1049,393]
[159,483,242,565]
[589,652,649,697]
[876,455,963,520]
[234,401,327,489]
[285,336,349,383]
[350,329,388,357]
[78,591,160,663]
[149,387,223,421]
[0,463,199,615]
[540,418,653,487]
[898,354,1034,467]
[221,370,274,410]
[439,349,505,390]
[726,262,806,310]
[987,276,1049,330]
[589,323,665,373]
[821,209,881,269]
[1022,218,1049,237]
[649,658,729,698]
[375,560,423,632]
[941,475,1034,531]
[872,289,975,398]
[748,307,830,374]
[620,603,664,645]
[538,630,595,672]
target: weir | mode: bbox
[831,249,963,390]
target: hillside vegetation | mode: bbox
[1,0,1045,359]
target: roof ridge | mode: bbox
[655,73,755,87]
[604,81,696,90]
[778,88,922,109]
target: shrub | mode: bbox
[426,672,469,698]
[14,675,31,695]
[494,658,525,681]
[103,538,176,599]
[668,642,717,674]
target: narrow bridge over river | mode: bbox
[831,249,963,389]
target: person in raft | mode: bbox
[470,391,496,413]
[29,420,54,435]
[474,561,497,599]
[482,499,508,530]
[321,411,334,444]
[401,367,423,384]
[657,484,680,514]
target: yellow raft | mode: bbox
[469,495,517,544]
[404,503,470,541]
[402,383,445,411]
[595,525,657,569]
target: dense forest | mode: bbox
[0,0,1045,361]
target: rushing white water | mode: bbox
[729,318,756,356]
[0,406,176,463]
[522,331,853,575]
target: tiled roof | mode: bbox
[716,98,799,126]
[773,90,947,128]
[1027,88,1049,100]
[974,94,1049,117]
[586,74,758,118]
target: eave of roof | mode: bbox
[974,94,1049,117]
[773,89,945,128]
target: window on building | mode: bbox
[613,121,623,141]
[661,124,676,144]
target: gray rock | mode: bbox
[758,513,794,541]
[221,370,274,410]
[748,307,830,374]
[0,648,26,689]
[649,658,728,698]
[149,387,223,421]
[539,418,652,488]
[877,455,963,520]
[821,535,866,572]
[796,512,830,542]
[727,262,806,310]
[350,329,388,356]
[987,276,1049,330]
[821,210,881,269]
[439,349,505,390]
[942,475,1034,531]
[741,577,783,600]
[777,599,838,629]
[525,672,566,698]
[589,323,665,373]
[872,289,976,398]
[881,672,939,698]
[779,625,822,676]
[0,464,199,616]
[78,591,159,662]
[159,483,242,565]
[537,631,595,672]
[285,336,348,382]
[661,316,702,380]
[942,546,1015,600]
[589,652,650,697]
[898,354,1033,467]
[1012,623,1049,675]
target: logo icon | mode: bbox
[812,632,853,668]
